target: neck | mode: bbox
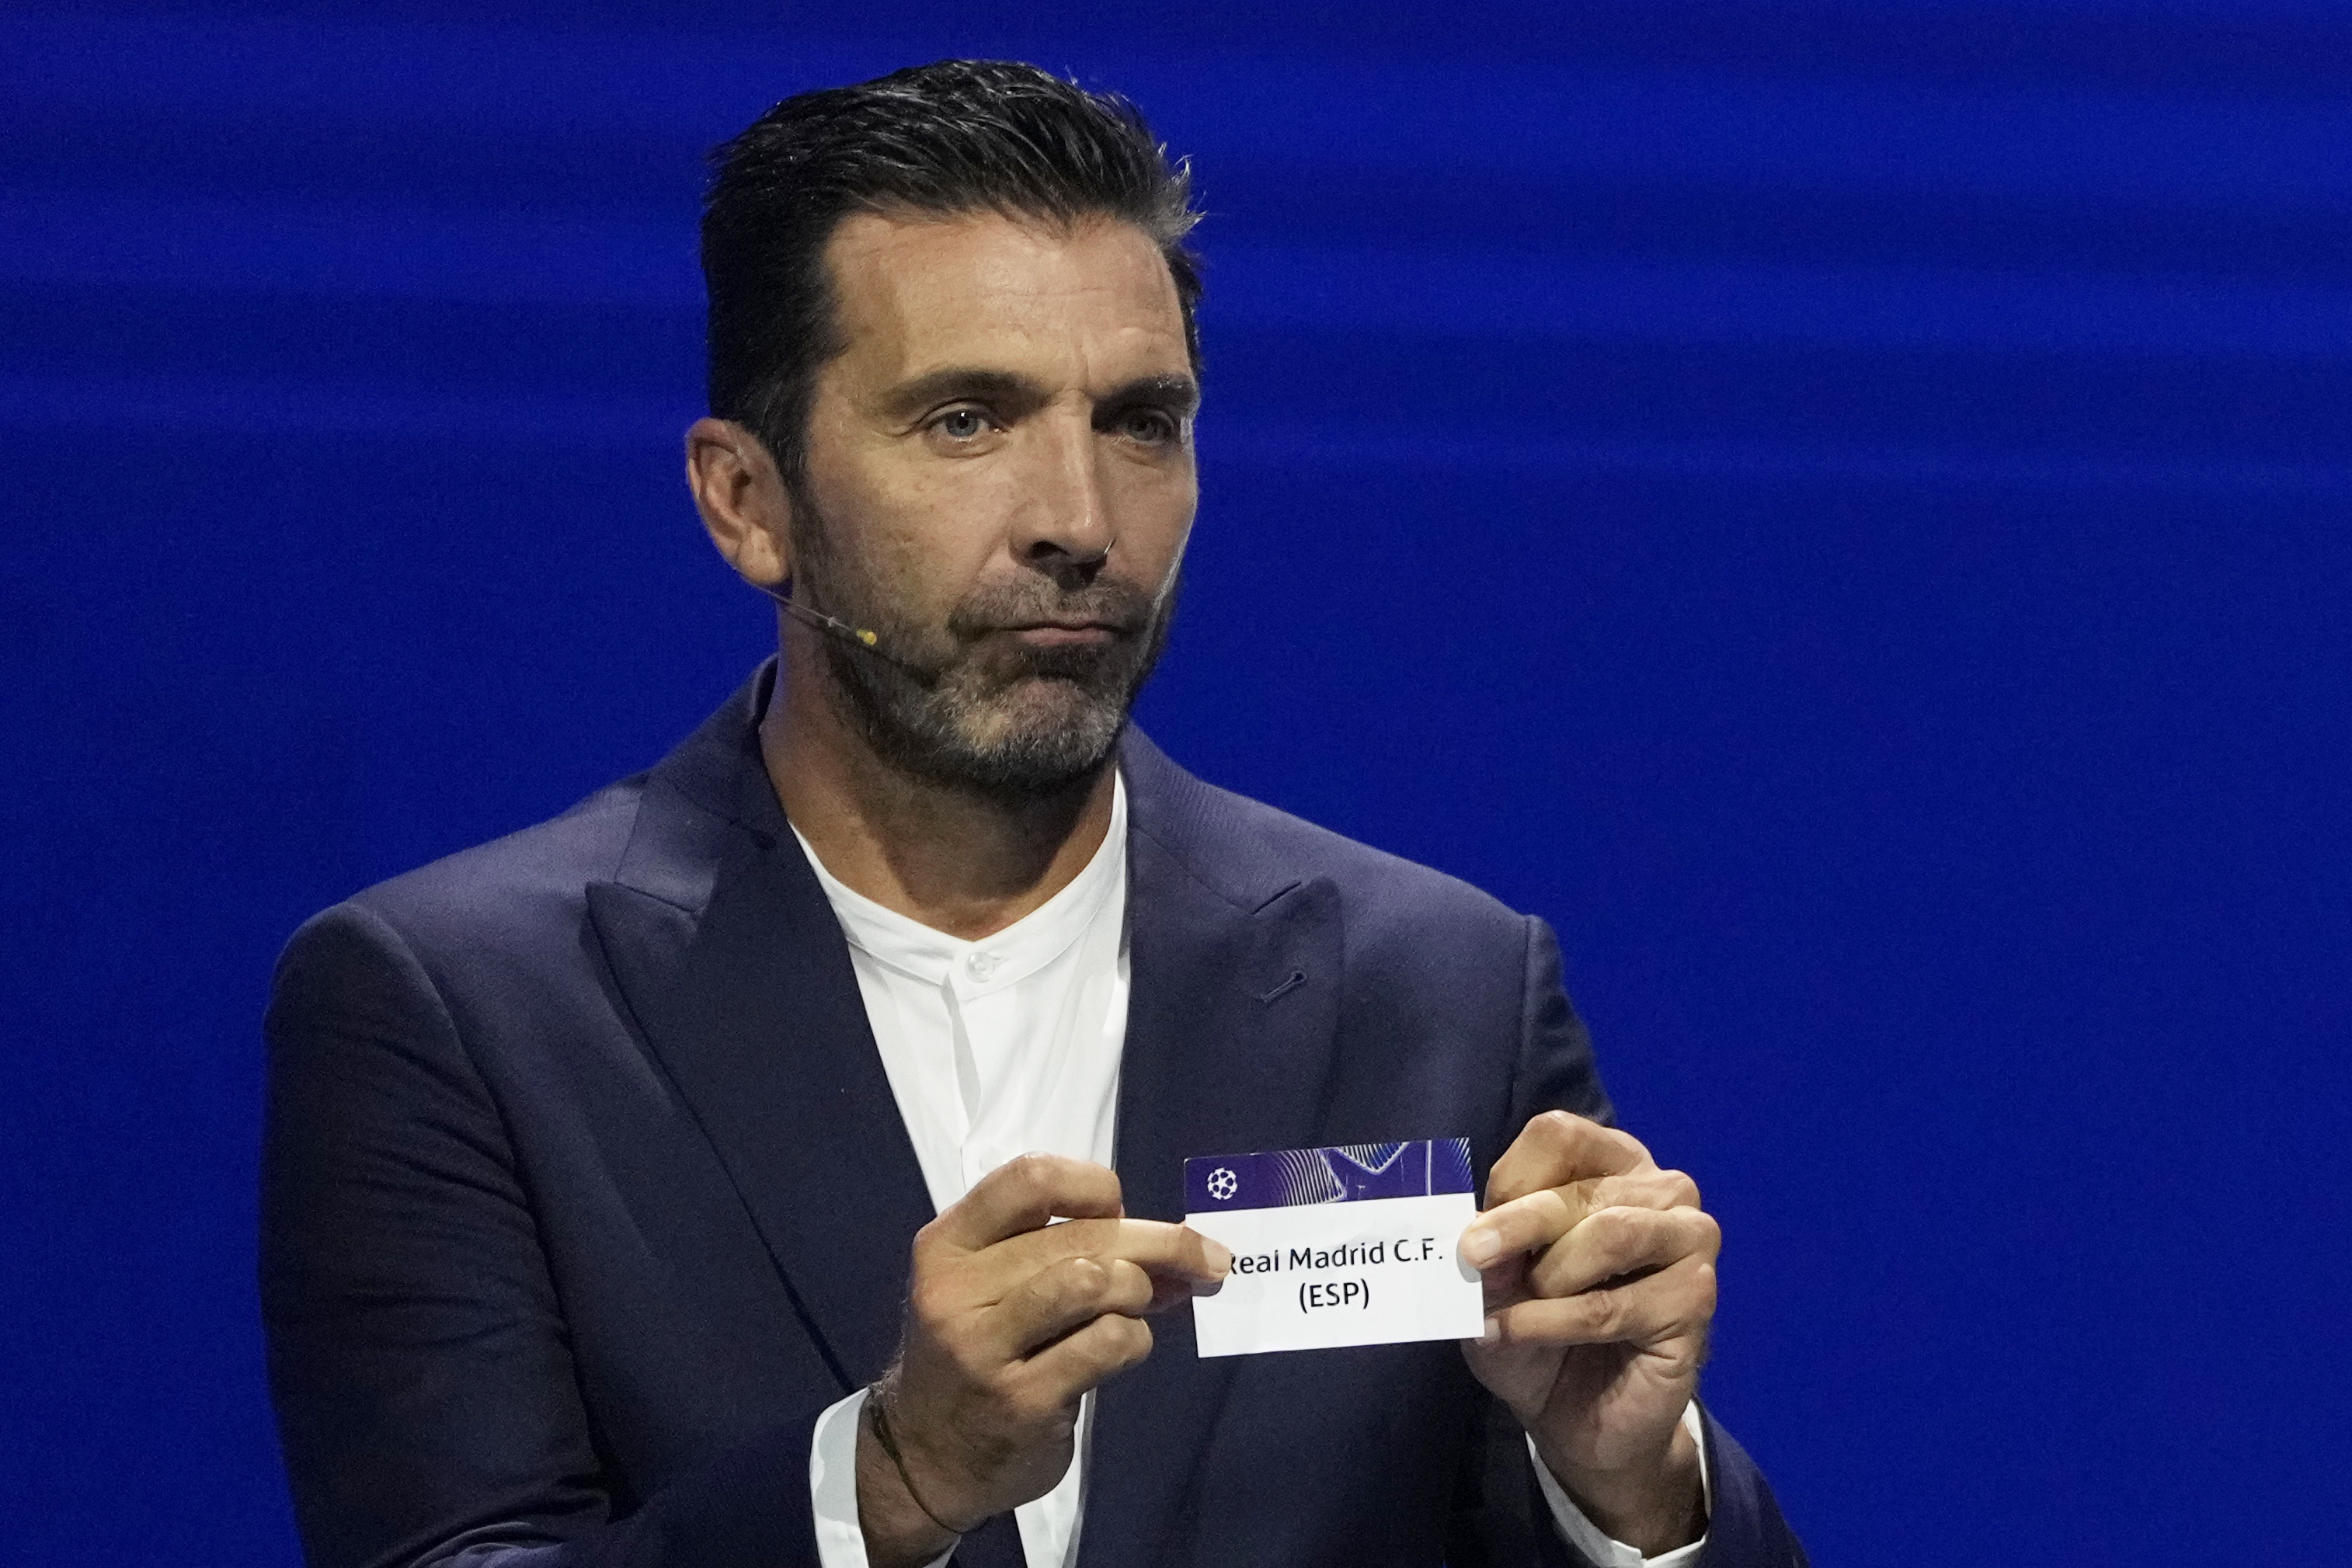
[760,641,1117,942]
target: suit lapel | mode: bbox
[1082,732,1346,1566]
[586,667,934,1393]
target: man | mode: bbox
[262,61,1806,1568]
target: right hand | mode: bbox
[857,1153,1230,1564]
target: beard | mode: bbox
[787,490,1178,802]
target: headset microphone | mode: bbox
[745,578,879,647]
[739,575,933,679]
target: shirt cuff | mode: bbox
[809,1387,957,1568]
[1527,1402,1711,1568]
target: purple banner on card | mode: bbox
[1185,1139,1473,1213]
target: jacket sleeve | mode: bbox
[1507,915,1616,1134]
[1447,916,1810,1568]
[259,902,827,1568]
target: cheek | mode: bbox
[799,405,996,593]
[1104,463,1197,583]
[826,464,1002,604]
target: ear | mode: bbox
[685,417,794,587]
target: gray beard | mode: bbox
[790,499,1178,803]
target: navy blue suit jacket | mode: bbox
[261,665,1806,1568]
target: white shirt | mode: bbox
[795,771,1707,1567]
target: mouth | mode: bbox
[997,621,1126,648]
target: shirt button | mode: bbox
[965,951,998,982]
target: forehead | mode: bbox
[819,208,1190,388]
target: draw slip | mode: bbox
[1182,1138,1486,1357]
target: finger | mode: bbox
[1143,1262,1213,1314]
[1485,1111,1651,1209]
[1526,1205,1719,1301]
[1460,1186,1578,1272]
[1460,1167,1698,1271]
[991,1215,1232,1292]
[982,1254,1156,1361]
[1018,1309,1156,1406]
[924,1153,1124,1253]
[1480,1254,1717,1352]
[1106,1218,1232,1286]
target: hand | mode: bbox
[857,1153,1230,1566]
[1459,1112,1717,1555]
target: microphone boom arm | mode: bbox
[746,579,881,649]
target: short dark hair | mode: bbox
[701,60,1203,480]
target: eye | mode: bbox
[930,407,992,442]
[1117,408,1179,445]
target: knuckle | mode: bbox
[1063,1256,1110,1302]
[1591,1206,1647,1260]
[1538,1109,1585,1144]
[1508,1193,1556,1246]
[1108,1258,1153,1310]
[1006,1150,1056,1195]
[908,1281,954,1331]
[1665,1169,1702,1208]
[1608,1126,1654,1167]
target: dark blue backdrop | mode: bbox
[5,3,2350,1561]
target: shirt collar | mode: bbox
[790,770,1127,993]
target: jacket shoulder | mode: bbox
[282,773,652,981]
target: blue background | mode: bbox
[4,3,2349,1561]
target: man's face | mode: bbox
[787,208,1199,798]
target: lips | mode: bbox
[1003,623,1120,647]
[988,613,1135,635]
[945,578,1159,648]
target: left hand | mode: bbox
[1460,1111,1717,1552]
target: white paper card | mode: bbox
[1184,1139,1486,1358]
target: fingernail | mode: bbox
[1480,1316,1502,1347]
[1205,1239,1233,1274]
[1460,1228,1500,1269]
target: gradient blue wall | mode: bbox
[5,4,2350,1561]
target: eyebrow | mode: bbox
[877,367,1202,424]
[879,368,1040,422]
[1100,374,1203,419]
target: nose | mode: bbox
[1006,405,1114,587]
